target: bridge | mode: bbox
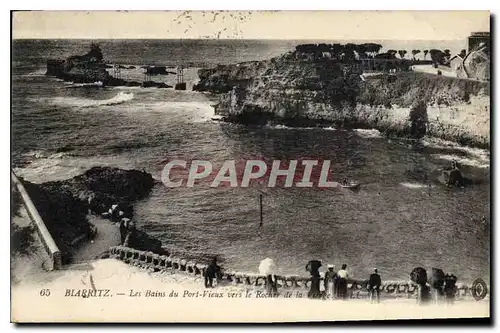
[104,59,215,68]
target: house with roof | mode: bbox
[448,55,467,78]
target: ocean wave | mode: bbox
[266,125,337,131]
[14,151,136,184]
[22,150,71,159]
[148,101,215,122]
[20,68,47,77]
[400,182,432,189]
[422,137,490,162]
[353,128,382,139]
[431,153,490,169]
[49,92,135,108]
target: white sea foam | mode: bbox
[266,125,337,131]
[422,137,490,162]
[15,149,140,184]
[431,154,490,169]
[49,92,135,108]
[400,182,431,189]
[353,128,382,138]
[148,101,216,122]
[20,68,47,77]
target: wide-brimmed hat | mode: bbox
[328,264,335,269]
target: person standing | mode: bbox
[324,265,337,299]
[259,258,278,297]
[337,264,350,299]
[122,219,136,247]
[368,268,381,303]
[443,273,457,304]
[119,217,130,245]
[306,260,322,299]
[204,257,220,288]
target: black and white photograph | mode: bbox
[10,10,491,323]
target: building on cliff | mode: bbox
[448,33,490,81]
[448,55,467,79]
[468,32,490,53]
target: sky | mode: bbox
[12,11,490,40]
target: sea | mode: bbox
[11,39,490,283]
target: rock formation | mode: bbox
[195,47,490,148]
[19,167,162,263]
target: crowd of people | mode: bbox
[306,261,381,302]
[201,258,383,302]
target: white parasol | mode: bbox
[259,258,277,276]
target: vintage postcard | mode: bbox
[11,10,490,323]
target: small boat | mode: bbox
[340,181,361,190]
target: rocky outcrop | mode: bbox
[18,167,160,263]
[195,50,490,148]
[45,43,172,88]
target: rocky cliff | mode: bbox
[195,51,490,148]
[17,167,162,263]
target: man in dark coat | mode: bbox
[306,260,322,299]
[443,273,458,303]
[336,264,350,299]
[204,257,221,288]
[410,267,431,305]
[368,268,382,303]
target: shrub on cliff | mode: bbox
[19,167,157,263]
[409,100,428,139]
[358,72,489,108]
[22,180,91,264]
[11,185,22,218]
[11,223,36,255]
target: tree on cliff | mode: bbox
[387,49,398,57]
[329,44,344,60]
[411,50,421,60]
[459,49,467,58]
[375,52,396,60]
[429,49,445,65]
[362,43,383,58]
[294,42,383,61]
[423,50,429,60]
[295,44,319,59]
[343,43,357,61]
[398,50,408,59]
[443,49,452,63]
[409,99,428,140]
[355,44,367,59]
